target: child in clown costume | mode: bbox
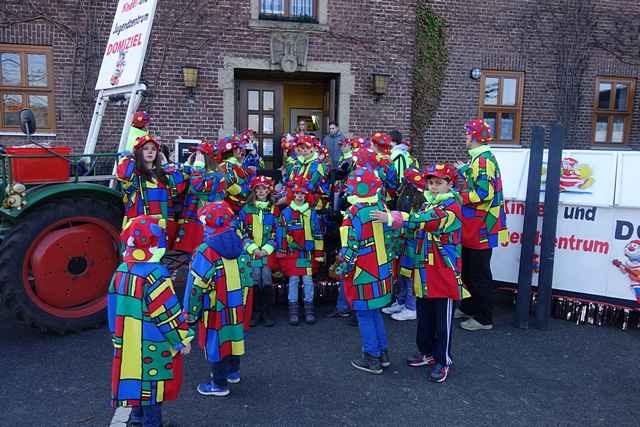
[283,134,329,209]
[218,134,256,212]
[455,119,508,331]
[276,177,324,325]
[370,132,399,202]
[116,134,188,248]
[382,168,427,322]
[108,215,193,427]
[337,167,395,375]
[173,140,226,254]
[239,175,279,327]
[373,164,467,383]
[240,129,265,170]
[184,201,254,397]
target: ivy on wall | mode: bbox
[411,2,448,153]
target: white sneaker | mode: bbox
[454,308,469,319]
[391,308,417,321]
[460,318,493,331]
[382,302,404,315]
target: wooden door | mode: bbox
[237,81,283,170]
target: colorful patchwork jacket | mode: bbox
[338,199,394,310]
[239,201,279,268]
[276,202,323,276]
[391,192,465,300]
[108,262,193,407]
[184,229,253,363]
[375,154,399,202]
[284,152,329,207]
[458,145,508,249]
[173,164,226,253]
[220,157,255,212]
[116,156,187,229]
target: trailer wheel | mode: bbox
[0,197,122,333]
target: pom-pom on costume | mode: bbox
[184,201,254,392]
[126,111,150,152]
[108,216,193,414]
[174,140,226,254]
[338,167,394,365]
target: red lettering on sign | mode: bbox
[105,33,143,56]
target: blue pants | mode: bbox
[288,275,314,303]
[397,276,416,310]
[336,281,349,313]
[130,404,162,427]
[210,356,240,387]
[355,309,388,357]
[252,266,273,289]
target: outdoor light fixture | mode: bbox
[182,66,199,97]
[470,68,482,80]
[373,73,389,101]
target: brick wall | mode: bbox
[1,0,638,166]
[421,0,640,163]
[0,0,417,156]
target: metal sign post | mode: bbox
[535,124,565,330]
[514,126,545,329]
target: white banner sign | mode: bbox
[95,0,158,91]
[491,147,640,304]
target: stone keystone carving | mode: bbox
[271,32,309,73]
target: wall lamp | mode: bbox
[470,68,482,80]
[182,66,199,97]
[373,73,389,101]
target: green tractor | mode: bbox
[0,109,123,333]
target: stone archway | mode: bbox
[218,56,354,137]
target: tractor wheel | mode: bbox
[0,197,122,333]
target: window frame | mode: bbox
[0,44,56,133]
[259,0,318,23]
[478,70,524,145]
[591,76,635,145]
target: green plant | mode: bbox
[411,3,448,150]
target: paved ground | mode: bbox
[1,294,639,426]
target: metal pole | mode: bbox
[84,90,108,155]
[514,126,545,329]
[535,124,565,330]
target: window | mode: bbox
[260,0,317,22]
[478,71,524,144]
[0,44,55,132]
[592,77,635,145]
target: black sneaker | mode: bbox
[350,352,383,375]
[379,349,391,368]
[407,352,436,367]
[429,363,451,383]
[326,309,351,318]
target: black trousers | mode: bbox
[459,247,494,325]
[416,298,454,366]
[210,356,240,387]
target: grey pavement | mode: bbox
[1,294,639,426]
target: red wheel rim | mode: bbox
[21,216,120,319]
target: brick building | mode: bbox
[0,0,639,166]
